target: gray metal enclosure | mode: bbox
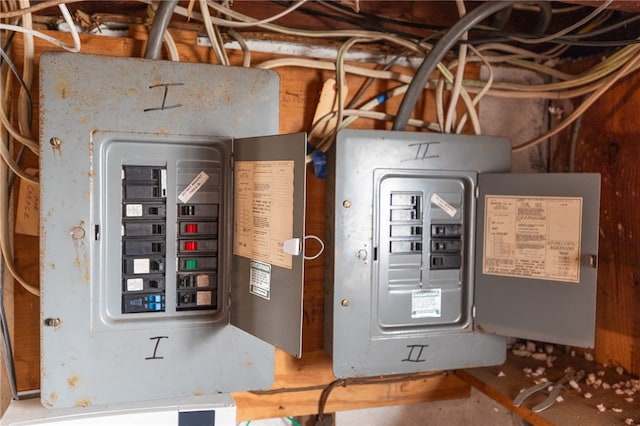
[325,129,600,378]
[39,52,306,408]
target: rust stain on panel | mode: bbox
[74,398,91,407]
[67,375,81,388]
[71,221,90,284]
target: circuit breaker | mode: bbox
[326,129,600,377]
[39,52,306,409]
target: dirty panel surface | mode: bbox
[39,52,279,408]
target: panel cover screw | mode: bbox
[70,226,85,240]
[342,200,351,208]
[340,299,349,307]
[49,137,62,147]
[44,318,61,327]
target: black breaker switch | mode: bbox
[121,165,167,314]
[429,223,463,271]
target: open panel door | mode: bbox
[474,173,600,348]
[230,133,307,357]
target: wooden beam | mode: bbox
[234,350,469,421]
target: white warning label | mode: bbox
[411,289,442,318]
[483,196,582,283]
[431,193,457,218]
[249,260,271,300]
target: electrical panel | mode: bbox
[326,129,600,377]
[39,52,306,409]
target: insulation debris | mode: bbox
[531,353,548,361]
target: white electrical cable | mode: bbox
[17,0,34,140]
[204,0,310,28]
[444,0,469,134]
[455,44,494,134]
[0,4,80,53]
[510,0,614,44]
[513,49,640,153]
[0,102,38,154]
[199,0,229,65]
[303,235,324,261]
[162,29,180,61]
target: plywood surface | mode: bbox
[234,350,469,421]
[459,351,640,425]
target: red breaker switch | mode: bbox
[185,223,198,234]
[185,241,197,251]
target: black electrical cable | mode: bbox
[319,1,552,43]
[0,263,19,400]
[545,38,640,47]
[0,48,33,129]
[561,13,640,40]
[1,21,33,129]
[392,1,513,131]
[457,34,640,47]
[144,0,179,60]
[271,0,429,41]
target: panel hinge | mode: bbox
[475,185,480,199]
[230,153,234,170]
[472,304,477,319]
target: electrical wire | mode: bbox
[162,30,180,62]
[200,0,229,65]
[0,264,20,400]
[229,28,251,67]
[508,0,615,44]
[393,1,513,131]
[512,49,640,153]
[562,12,640,40]
[455,44,494,134]
[444,0,469,134]
[316,371,446,423]
[144,0,178,59]
[0,5,80,53]
[0,0,84,19]
[17,0,34,140]
[0,46,32,129]
[0,141,39,296]
[206,0,310,28]
[201,0,430,55]
[286,0,433,41]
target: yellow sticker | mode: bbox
[483,196,582,283]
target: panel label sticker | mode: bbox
[411,289,441,318]
[178,171,209,203]
[15,168,39,236]
[483,196,582,283]
[431,193,457,218]
[126,204,143,217]
[133,258,150,274]
[249,260,271,300]
[234,160,294,269]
